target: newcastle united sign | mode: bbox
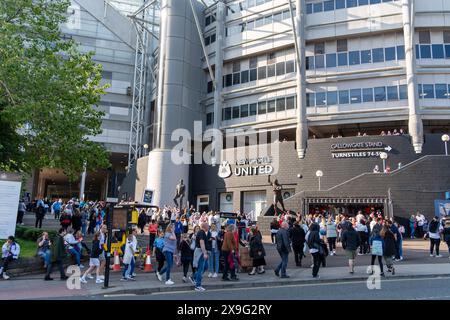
[218,156,274,179]
[331,141,393,159]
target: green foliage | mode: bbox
[15,225,56,241]
[0,0,110,180]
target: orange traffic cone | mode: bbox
[112,249,121,272]
[143,246,153,272]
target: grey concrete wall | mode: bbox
[190,134,449,220]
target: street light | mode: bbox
[380,152,388,173]
[316,170,323,191]
[442,134,449,156]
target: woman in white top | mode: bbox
[208,224,220,278]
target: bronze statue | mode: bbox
[268,175,286,212]
[173,179,186,209]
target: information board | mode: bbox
[0,178,21,239]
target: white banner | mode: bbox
[0,180,21,239]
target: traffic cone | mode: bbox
[112,249,121,272]
[143,246,153,272]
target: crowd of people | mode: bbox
[322,128,407,139]
[3,199,450,287]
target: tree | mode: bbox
[0,0,110,180]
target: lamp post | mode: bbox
[442,134,449,156]
[316,170,323,191]
[380,152,388,173]
[143,144,149,156]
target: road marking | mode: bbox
[149,276,450,296]
[412,295,450,300]
[104,294,137,298]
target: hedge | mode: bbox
[15,226,57,242]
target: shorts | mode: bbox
[89,258,100,267]
[345,250,356,260]
[98,252,106,261]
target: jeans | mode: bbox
[208,248,220,274]
[195,254,208,287]
[68,248,81,266]
[371,255,384,274]
[46,259,66,278]
[409,224,415,238]
[81,223,87,236]
[54,209,61,220]
[0,256,15,273]
[38,250,52,267]
[396,238,403,259]
[311,252,321,277]
[327,237,336,252]
[35,217,43,228]
[430,238,441,255]
[275,251,289,276]
[123,257,135,278]
[271,233,276,244]
[222,251,236,279]
[160,251,173,281]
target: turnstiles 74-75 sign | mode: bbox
[330,141,393,158]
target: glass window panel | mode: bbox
[205,36,210,45]
[327,91,338,105]
[249,57,258,68]
[338,52,348,66]
[418,84,423,98]
[225,74,232,87]
[249,69,257,81]
[358,0,368,4]
[419,31,431,44]
[374,86,386,101]
[399,85,407,100]
[432,44,445,59]
[349,51,360,65]
[336,0,346,9]
[387,86,399,100]
[264,14,273,25]
[232,106,240,118]
[210,34,216,43]
[361,50,372,63]
[385,47,396,61]
[255,17,264,27]
[444,31,450,43]
[241,70,249,83]
[316,92,326,106]
[233,72,240,85]
[306,3,313,14]
[267,64,275,77]
[306,56,315,70]
[247,20,254,30]
[397,45,405,60]
[350,89,362,103]
[326,53,337,68]
[273,12,282,22]
[372,48,384,63]
[420,45,431,59]
[240,104,249,117]
[233,61,241,72]
[249,103,257,115]
[324,0,335,11]
[258,101,266,114]
[286,60,295,73]
[415,44,420,58]
[224,107,232,120]
[276,98,286,111]
[346,0,358,7]
[445,45,450,58]
[276,62,285,76]
[337,39,348,52]
[306,93,315,107]
[207,81,213,93]
[315,43,325,55]
[286,96,295,109]
[313,2,323,12]
[283,9,291,20]
[363,88,374,102]
[435,83,447,99]
[339,90,350,104]
[257,66,266,79]
[267,99,276,112]
[370,0,381,3]
[315,55,325,69]
[206,112,213,125]
[422,84,434,98]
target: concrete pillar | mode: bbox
[402,0,423,153]
[79,163,86,201]
[295,0,308,158]
[212,0,225,164]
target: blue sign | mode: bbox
[435,200,450,218]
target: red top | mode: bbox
[149,224,158,234]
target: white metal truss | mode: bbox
[127,0,160,169]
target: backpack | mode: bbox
[429,220,439,233]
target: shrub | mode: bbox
[14,226,56,241]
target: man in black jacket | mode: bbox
[275,222,291,278]
[290,222,306,267]
[342,225,361,274]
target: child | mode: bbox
[153,231,165,276]
[121,234,137,281]
[80,232,103,284]
[179,233,193,283]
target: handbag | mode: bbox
[371,240,383,256]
